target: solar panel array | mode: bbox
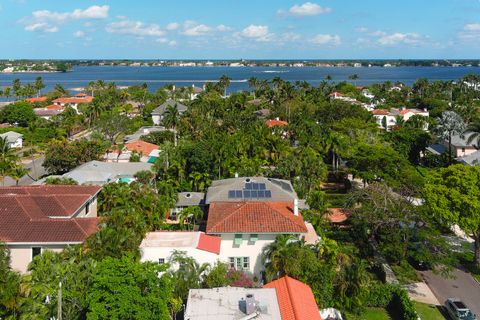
[228,182,272,199]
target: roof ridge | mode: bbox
[269,202,308,232]
[284,276,301,320]
[14,197,33,221]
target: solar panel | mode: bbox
[258,190,265,198]
[251,190,258,198]
[265,190,272,198]
[245,183,252,190]
[252,183,259,190]
[244,190,251,198]
[235,190,243,198]
[228,190,236,198]
[259,183,266,190]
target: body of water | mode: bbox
[1,65,479,94]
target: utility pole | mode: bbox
[57,281,62,320]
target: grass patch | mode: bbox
[414,302,446,320]
[390,261,421,285]
[345,308,391,320]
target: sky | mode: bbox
[1,0,480,59]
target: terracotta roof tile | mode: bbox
[264,275,322,320]
[125,140,159,157]
[52,96,93,104]
[206,202,307,234]
[196,233,221,254]
[0,186,101,243]
[266,119,289,128]
[371,109,390,115]
[25,97,47,103]
[325,208,351,223]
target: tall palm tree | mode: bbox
[218,75,231,97]
[465,121,480,148]
[54,84,69,97]
[262,235,297,281]
[162,104,180,146]
[34,76,45,97]
[247,77,259,98]
[434,111,466,164]
[348,74,359,86]
[0,137,18,186]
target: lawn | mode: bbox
[345,308,391,320]
[414,302,446,320]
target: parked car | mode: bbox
[445,298,477,320]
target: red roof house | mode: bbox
[0,185,102,273]
[25,96,47,103]
[264,275,322,320]
[125,140,159,157]
[266,119,289,128]
[206,201,307,234]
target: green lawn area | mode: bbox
[414,302,446,320]
[345,308,391,320]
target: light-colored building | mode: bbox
[140,231,221,267]
[184,287,282,320]
[446,133,479,158]
[0,185,101,273]
[151,99,188,125]
[458,150,480,166]
[33,105,64,120]
[371,107,429,130]
[0,131,23,148]
[123,126,167,143]
[170,192,206,220]
[52,93,93,112]
[40,160,153,185]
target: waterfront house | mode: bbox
[0,185,101,273]
[371,107,429,130]
[25,96,48,104]
[33,104,65,120]
[0,131,23,148]
[151,99,188,125]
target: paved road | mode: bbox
[421,268,480,316]
[3,156,46,186]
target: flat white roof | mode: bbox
[140,231,200,248]
[185,287,281,320]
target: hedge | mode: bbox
[365,282,418,320]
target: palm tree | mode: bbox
[325,74,332,81]
[262,235,297,281]
[348,74,359,85]
[0,137,18,186]
[218,75,231,97]
[53,84,69,97]
[9,165,28,186]
[464,121,480,148]
[247,77,259,98]
[162,104,180,146]
[434,111,466,164]
[34,76,45,97]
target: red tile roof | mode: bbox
[266,119,289,128]
[25,97,47,103]
[125,140,159,156]
[75,93,87,97]
[196,233,221,254]
[325,208,351,223]
[371,109,390,115]
[0,186,101,243]
[329,91,344,97]
[206,202,307,234]
[264,275,322,320]
[46,104,64,109]
[52,96,93,104]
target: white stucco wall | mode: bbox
[8,245,67,273]
[140,247,220,269]
[152,115,161,125]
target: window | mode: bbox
[32,247,42,259]
[228,257,250,271]
[234,234,243,246]
[158,258,165,264]
[462,147,465,153]
[249,234,258,244]
[85,201,90,215]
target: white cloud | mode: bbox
[288,2,331,16]
[464,23,480,31]
[216,24,233,32]
[24,22,58,33]
[106,19,165,37]
[355,27,369,33]
[378,32,421,45]
[182,21,212,36]
[240,25,273,41]
[73,30,85,38]
[166,22,180,31]
[311,34,341,45]
[22,5,109,33]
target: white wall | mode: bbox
[140,247,220,269]
[217,233,278,276]
[152,115,161,125]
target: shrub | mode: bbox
[391,287,418,320]
[364,282,393,308]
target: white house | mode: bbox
[140,231,221,267]
[151,99,188,125]
[52,93,93,112]
[371,107,429,130]
[0,131,23,148]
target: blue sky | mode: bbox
[1,0,480,59]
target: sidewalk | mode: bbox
[403,282,440,305]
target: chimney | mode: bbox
[245,294,256,315]
[294,199,299,216]
[275,117,280,121]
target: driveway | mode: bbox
[421,268,480,316]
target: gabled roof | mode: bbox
[125,140,159,157]
[450,133,478,147]
[34,108,64,117]
[266,119,288,128]
[264,276,322,320]
[371,109,391,116]
[0,186,101,243]
[152,99,188,115]
[25,96,47,103]
[458,150,480,166]
[206,202,307,234]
